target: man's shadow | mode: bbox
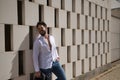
[9,26,39,80]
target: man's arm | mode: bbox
[33,40,40,72]
[52,36,59,60]
[33,39,41,78]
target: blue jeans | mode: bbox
[40,61,66,80]
[40,68,52,80]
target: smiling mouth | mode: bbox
[40,30,45,33]
[40,30,46,36]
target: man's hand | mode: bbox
[56,57,60,61]
[35,71,41,78]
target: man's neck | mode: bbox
[44,34,49,39]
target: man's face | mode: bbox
[37,25,47,36]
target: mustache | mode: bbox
[39,30,46,36]
[40,30,46,33]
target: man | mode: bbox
[33,21,66,80]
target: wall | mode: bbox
[111,17,120,62]
[111,0,120,9]
[0,0,111,80]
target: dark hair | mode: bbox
[36,21,47,28]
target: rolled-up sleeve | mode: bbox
[52,36,59,58]
[33,39,40,72]
[55,48,59,58]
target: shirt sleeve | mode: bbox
[52,36,59,58]
[33,39,40,72]
[55,48,59,58]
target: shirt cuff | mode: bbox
[35,67,40,72]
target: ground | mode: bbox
[90,61,120,80]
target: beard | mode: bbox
[40,30,46,36]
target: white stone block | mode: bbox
[64,0,72,11]
[110,33,116,48]
[97,31,101,43]
[88,16,92,30]
[71,46,77,62]
[102,8,106,19]
[34,0,47,5]
[97,55,101,68]
[80,44,86,59]
[100,43,103,54]
[97,5,101,18]
[100,19,103,31]
[13,25,29,51]
[65,29,72,46]
[84,58,89,73]
[24,50,34,74]
[0,52,18,80]
[111,33,120,49]
[84,30,89,44]
[111,17,120,33]
[75,60,82,76]
[43,6,54,27]
[107,32,110,42]
[58,10,67,28]
[0,0,17,24]
[76,30,81,45]
[91,56,95,70]
[105,42,108,53]
[94,18,98,30]
[51,0,61,8]
[66,63,73,80]
[105,20,108,31]
[88,44,92,58]
[0,24,5,52]
[80,14,85,29]
[24,1,39,26]
[111,49,120,62]
[70,12,77,29]
[75,0,81,13]
[91,31,95,43]
[84,0,89,15]
[107,53,111,63]
[107,9,111,20]
[94,43,98,56]
[59,47,67,65]
[91,3,95,17]
[51,28,61,46]
[102,31,106,42]
[102,54,106,65]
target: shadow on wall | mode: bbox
[8,26,38,80]
[0,52,18,80]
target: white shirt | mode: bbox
[33,35,59,72]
